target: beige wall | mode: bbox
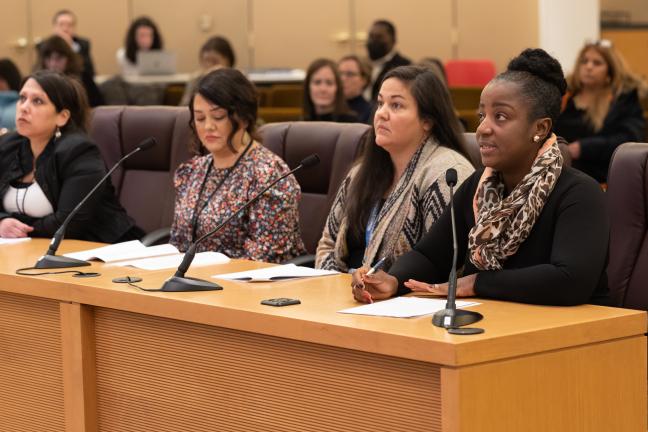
[601,0,648,23]
[0,0,572,77]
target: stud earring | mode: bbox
[54,126,62,139]
[533,135,541,143]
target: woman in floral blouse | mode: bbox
[170,68,306,262]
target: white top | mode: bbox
[116,48,139,76]
[2,181,54,218]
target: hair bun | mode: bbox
[507,48,567,96]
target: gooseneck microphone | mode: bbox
[432,168,483,330]
[159,153,320,292]
[33,137,157,269]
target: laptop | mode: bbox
[137,50,176,75]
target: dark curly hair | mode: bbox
[188,68,258,155]
[124,16,163,64]
[494,48,567,126]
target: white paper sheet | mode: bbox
[212,263,338,282]
[0,237,31,245]
[113,251,230,270]
[63,240,145,261]
[338,297,480,318]
[64,241,180,263]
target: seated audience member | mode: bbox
[338,55,372,123]
[0,58,21,132]
[555,40,646,183]
[316,66,474,272]
[0,71,141,241]
[117,16,163,76]
[419,57,447,85]
[37,35,103,107]
[365,20,412,101]
[180,35,236,106]
[352,49,610,307]
[170,68,306,262]
[50,9,97,83]
[303,58,357,123]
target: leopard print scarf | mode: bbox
[468,134,563,270]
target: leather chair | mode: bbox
[90,106,192,234]
[258,121,370,255]
[607,142,648,309]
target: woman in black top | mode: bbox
[352,49,610,307]
[554,40,646,183]
[0,71,140,242]
[338,55,372,123]
[303,58,357,123]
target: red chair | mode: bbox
[445,59,496,87]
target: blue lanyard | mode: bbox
[365,202,381,246]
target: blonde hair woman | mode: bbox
[555,40,646,183]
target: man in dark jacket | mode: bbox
[365,20,412,101]
[51,10,96,79]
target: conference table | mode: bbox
[0,240,645,432]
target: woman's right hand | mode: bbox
[0,218,33,238]
[351,267,398,303]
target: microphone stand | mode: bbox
[432,169,483,329]
[34,138,157,269]
[159,154,320,292]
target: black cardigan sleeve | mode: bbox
[579,89,646,163]
[474,177,608,306]
[389,172,477,295]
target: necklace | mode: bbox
[189,139,254,242]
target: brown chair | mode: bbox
[258,121,370,255]
[90,106,192,234]
[258,107,303,124]
[607,142,648,309]
[268,84,303,108]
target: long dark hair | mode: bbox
[303,58,351,120]
[188,68,258,155]
[200,36,236,67]
[124,16,163,64]
[0,58,22,91]
[22,70,89,133]
[345,65,470,240]
[38,35,82,76]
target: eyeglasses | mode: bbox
[338,71,360,78]
[586,38,613,48]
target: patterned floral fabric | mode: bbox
[468,134,563,270]
[315,138,474,272]
[170,143,306,263]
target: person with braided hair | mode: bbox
[351,48,610,306]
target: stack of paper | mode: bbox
[64,241,178,263]
[213,264,338,282]
[338,297,480,318]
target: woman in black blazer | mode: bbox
[0,71,140,242]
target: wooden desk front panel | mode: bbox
[0,291,65,432]
[93,307,442,432]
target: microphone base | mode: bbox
[432,308,483,328]
[34,254,91,269]
[160,275,223,292]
